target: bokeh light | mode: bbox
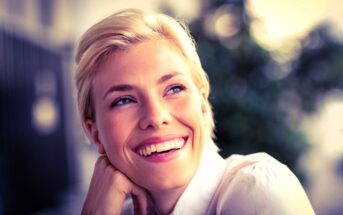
[203,4,243,49]
[32,96,59,135]
[246,0,328,61]
[300,90,343,214]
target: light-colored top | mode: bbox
[124,151,315,215]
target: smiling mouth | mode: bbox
[136,137,186,157]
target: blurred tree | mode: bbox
[184,2,343,181]
[283,26,343,112]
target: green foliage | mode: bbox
[283,26,343,112]
[188,6,343,180]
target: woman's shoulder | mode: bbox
[222,152,290,187]
[215,152,315,215]
[225,152,280,168]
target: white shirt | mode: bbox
[173,151,314,215]
[124,151,315,214]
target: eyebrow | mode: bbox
[103,85,133,99]
[103,72,182,100]
[158,72,181,84]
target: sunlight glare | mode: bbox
[246,0,328,60]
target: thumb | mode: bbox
[131,185,148,215]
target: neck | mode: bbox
[149,186,186,215]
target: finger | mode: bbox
[96,155,111,168]
[89,156,115,194]
[131,185,148,215]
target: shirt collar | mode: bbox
[171,149,226,214]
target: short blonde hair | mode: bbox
[75,9,216,142]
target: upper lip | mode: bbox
[134,135,187,150]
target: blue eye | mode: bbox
[166,85,186,95]
[111,96,135,108]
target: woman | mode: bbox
[75,9,315,215]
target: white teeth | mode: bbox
[150,145,156,154]
[137,138,185,157]
[146,147,152,155]
[175,140,182,148]
[156,144,164,152]
[143,148,148,156]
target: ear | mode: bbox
[85,120,106,154]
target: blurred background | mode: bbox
[0,0,342,214]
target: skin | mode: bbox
[83,39,208,214]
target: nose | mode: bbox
[139,98,172,130]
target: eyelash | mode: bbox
[165,84,186,96]
[110,84,186,108]
[110,96,136,108]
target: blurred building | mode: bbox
[0,0,81,214]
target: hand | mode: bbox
[81,155,148,215]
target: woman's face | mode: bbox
[87,39,207,192]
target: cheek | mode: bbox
[174,94,205,130]
[97,112,135,150]
[97,115,136,170]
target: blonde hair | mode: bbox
[75,9,217,144]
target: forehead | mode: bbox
[94,39,192,85]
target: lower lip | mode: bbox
[137,139,187,163]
